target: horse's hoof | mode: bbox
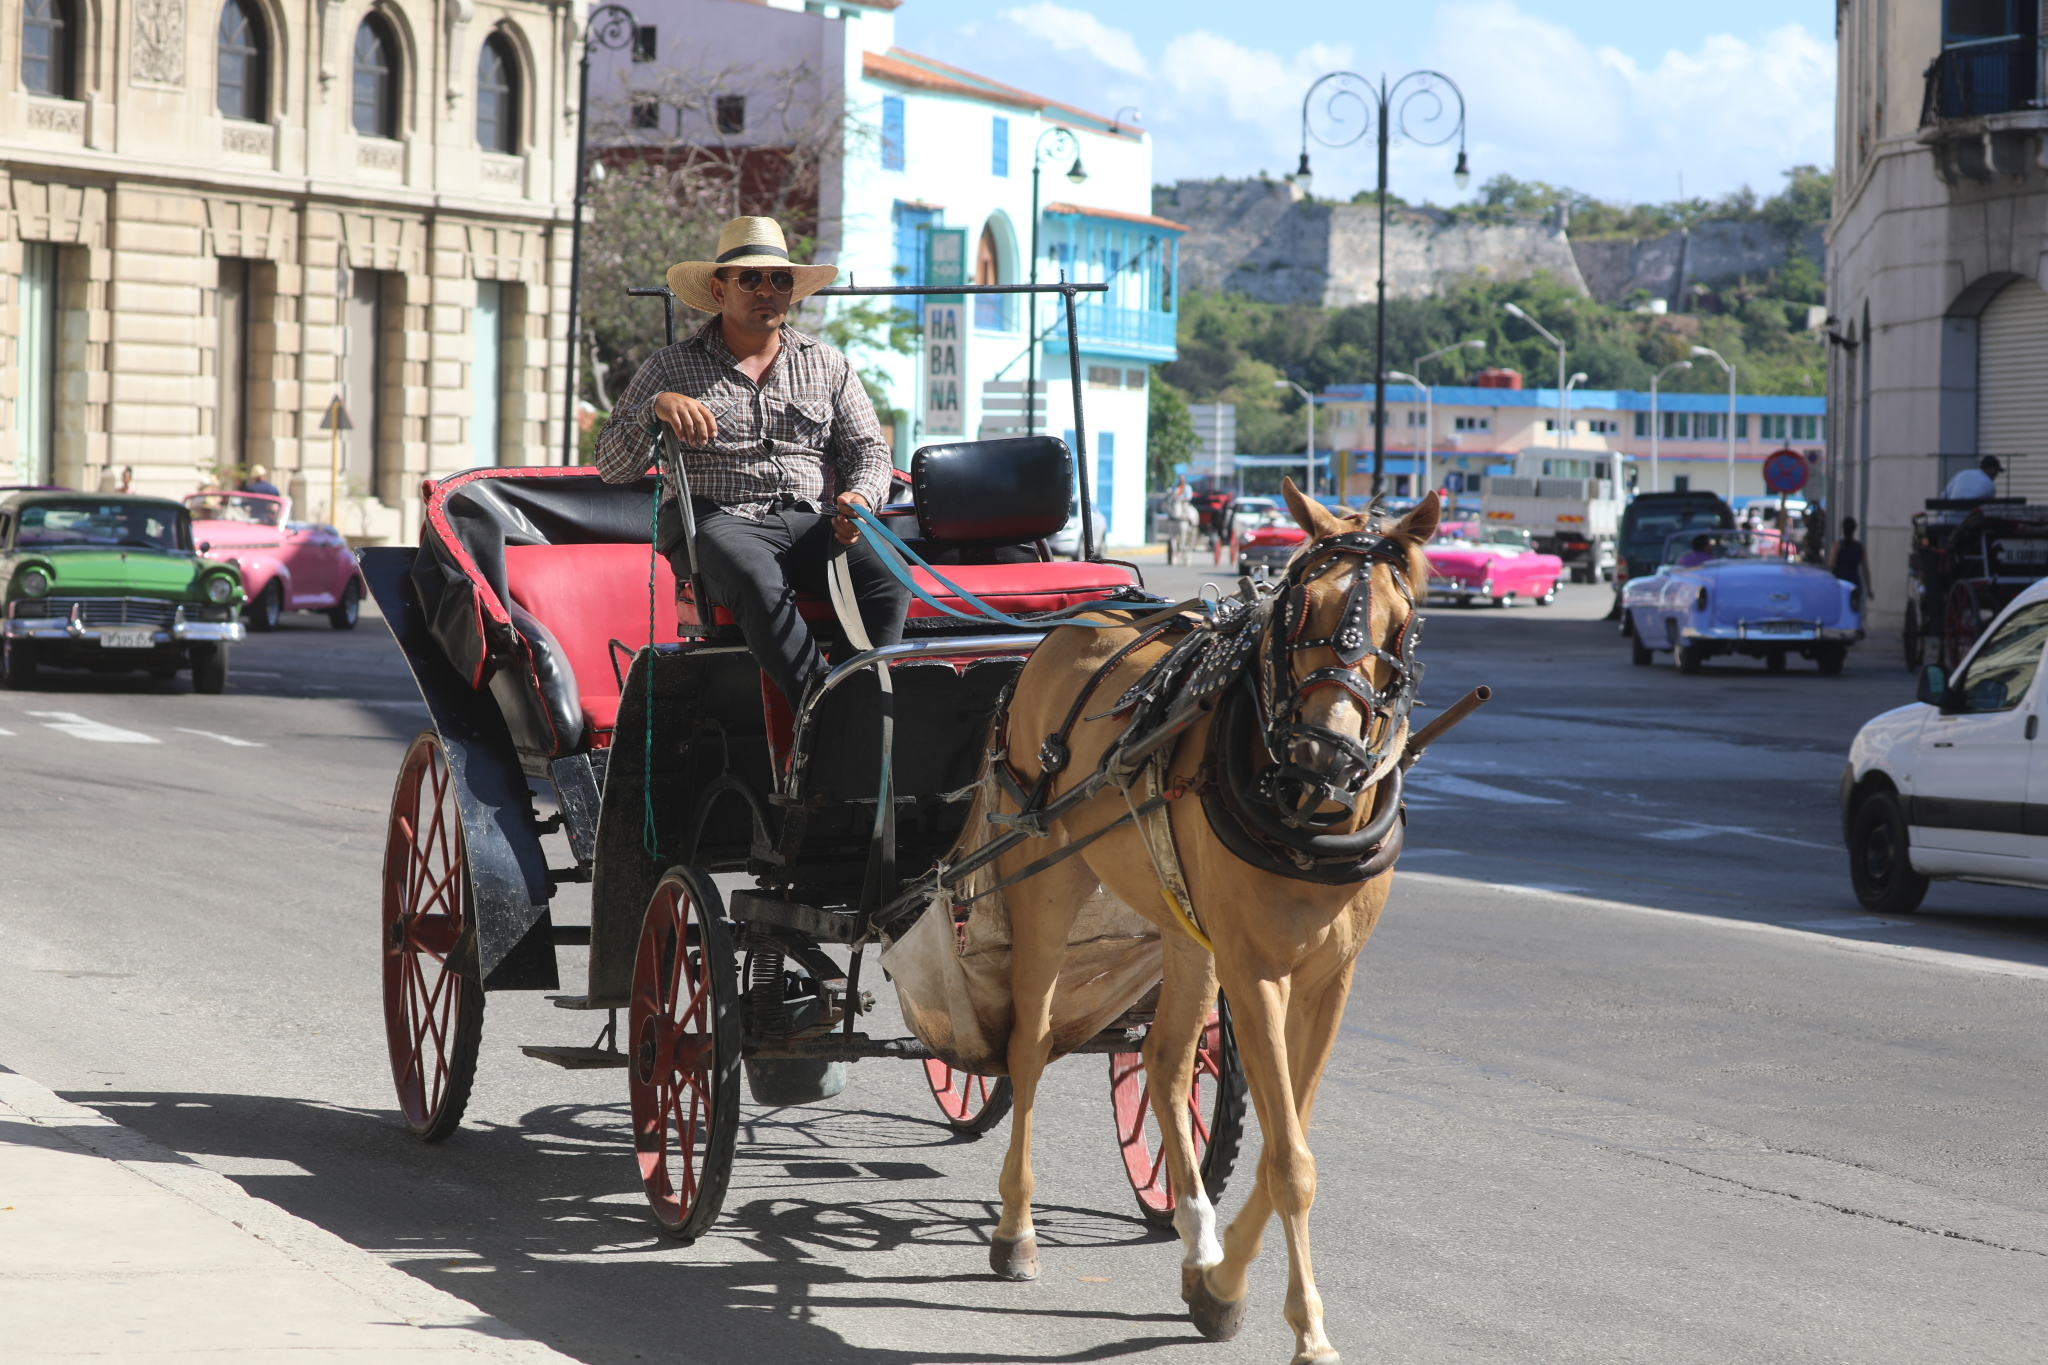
[989,1233,1040,1281]
[1182,1266,1248,1341]
[1291,1351,1341,1365]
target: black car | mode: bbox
[1614,491,1734,618]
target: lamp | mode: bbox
[1453,149,1470,190]
[1295,151,1314,195]
[1066,156,1088,185]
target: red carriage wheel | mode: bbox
[381,732,485,1141]
[922,1060,1014,1135]
[1110,998,1248,1227]
[629,867,740,1242]
[1944,581,1983,669]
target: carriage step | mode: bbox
[546,994,621,1010]
[550,925,591,946]
[521,1044,629,1070]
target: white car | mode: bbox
[1841,576,2048,912]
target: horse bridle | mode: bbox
[1252,519,1423,831]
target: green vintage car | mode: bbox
[0,491,247,692]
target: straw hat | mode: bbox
[666,217,838,315]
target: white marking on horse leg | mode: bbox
[1174,1189,1224,1271]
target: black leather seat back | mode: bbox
[912,437,1072,547]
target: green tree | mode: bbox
[1147,369,1197,489]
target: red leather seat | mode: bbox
[676,561,1137,632]
[503,544,676,741]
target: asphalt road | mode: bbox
[2,567,2045,1364]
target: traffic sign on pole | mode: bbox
[1762,448,1808,494]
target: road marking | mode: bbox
[1401,871,2048,983]
[174,727,264,748]
[26,711,159,744]
[1640,822,1834,851]
[1405,773,1564,805]
[0,728,14,736]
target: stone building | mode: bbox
[2,0,577,543]
[1829,1,2048,623]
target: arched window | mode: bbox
[217,0,267,122]
[22,0,73,99]
[352,17,398,138]
[475,35,518,153]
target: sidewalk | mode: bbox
[0,1064,577,1363]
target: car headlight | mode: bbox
[205,575,234,605]
[18,568,49,599]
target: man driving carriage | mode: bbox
[595,216,910,706]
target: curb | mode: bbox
[0,1064,579,1362]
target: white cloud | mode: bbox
[996,3,1152,78]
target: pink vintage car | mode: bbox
[1426,521,1565,608]
[184,492,363,631]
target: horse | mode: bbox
[962,480,1439,1364]
[1162,483,1202,564]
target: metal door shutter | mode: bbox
[1978,277,2048,501]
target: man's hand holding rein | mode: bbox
[834,491,870,546]
[651,392,718,446]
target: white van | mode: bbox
[1841,577,2048,911]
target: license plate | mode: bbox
[1756,621,1804,635]
[100,629,155,649]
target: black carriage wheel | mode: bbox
[922,1062,1014,1136]
[1109,998,1247,1228]
[1901,600,1922,672]
[629,867,740,1243]
[381,732,485,1141]
[1849,792,1928,916]
[1944,581,1983,669]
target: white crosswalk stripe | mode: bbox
[175,727,264,748]
[1403,772,1564,805]
[26,711,159,744]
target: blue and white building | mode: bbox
[590,0,1183,547]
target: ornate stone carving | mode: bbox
[27,101,84,133]
[224,124,274,156]
[358,142,404,171]
[480,156,523,185]
[131,0,187,87]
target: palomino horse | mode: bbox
[968,481,1439,1363]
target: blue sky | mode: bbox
[894,1,1836,208]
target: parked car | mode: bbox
[1842,579,2048,913]
[185,492,363,630]
[1621,528,1862,673]
[0,491,245,691]
[1425,521,1565,607]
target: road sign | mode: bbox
[319,396,354,431]
[1762,448,1808,494]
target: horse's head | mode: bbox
[1257,478,1439,829]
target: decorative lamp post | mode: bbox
[1648,359,1692,495]
[1690,345,1738,502]
[1026,126,1087,438]
[1503,302,1569,452]
[562,2,640,465]
[1272,379,1317,497]
[1297,70,1468,496]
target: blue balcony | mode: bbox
[1042,302,1178,362]
[1923,36,2039,120]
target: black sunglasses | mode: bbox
[718,268,796,295]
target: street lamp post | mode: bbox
[1397,338,1484,501]
[1297,70,1469,497]
[1272,379,1317,497]
[1691,345,1737,502]
[1648,359,1692,495]
[562,3,640,465]
[1026,127,1087,438]
[1504,302,1568,450]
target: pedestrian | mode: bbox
[593,216,906,710]
[118,466,134,494]
[241,464,281,497]
[1831,516,1871,600]
[1940,455,2002,503]
[1801,501,1826,564]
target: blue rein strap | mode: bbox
[846,501,1170,632]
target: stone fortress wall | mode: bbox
[1156,179,1825,308]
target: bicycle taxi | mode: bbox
[362,281,1246,1241]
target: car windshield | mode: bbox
[1435,522,1484,546]
[186,493,283,527]
[15,500,188,551]
[1483,527,1533,550]
[1628,506,1728,547]
[1662,530,1762,566]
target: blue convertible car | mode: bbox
[1623,530,1863,674]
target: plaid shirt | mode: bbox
[595,319,894,519]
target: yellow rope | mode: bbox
[1122,783,1213,954]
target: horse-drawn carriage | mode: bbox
[1903,497,2048,669]
[367,281,1479,1358]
